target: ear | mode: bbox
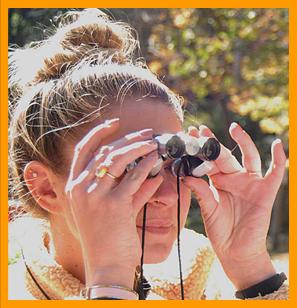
[23,161,63,215]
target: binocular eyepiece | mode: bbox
[154,133,220,161]
[126,132,221,178]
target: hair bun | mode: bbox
[63,23,123,49]
[9,9,138,88]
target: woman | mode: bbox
[8,9,288,300]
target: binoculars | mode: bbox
[126,132,221,178]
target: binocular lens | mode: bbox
[126,133,221,179]
[165,135,186,158]
[201,138,221,161]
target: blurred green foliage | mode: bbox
[8,8,288,252]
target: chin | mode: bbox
[137,229,176,264]
[143,243,173,264]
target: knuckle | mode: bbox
[94,152,105,162]
[109,147,130,162]
[243,152,256,160]
[105,153,117,166]
[277,153,287,166]
[94,146,111,162]
[99,145,113,156]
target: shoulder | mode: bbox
[8,217,49,300]
[9,260,36,300]
[144,228,215,300]
[9,218,35,299]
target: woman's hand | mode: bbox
[64,118,163,288]
[184,123,287,290]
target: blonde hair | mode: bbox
[8,9,184,218]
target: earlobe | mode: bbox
[23,161,62,215]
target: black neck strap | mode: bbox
[21,248,51,300]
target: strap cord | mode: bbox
[139,203,150,300]
[176,162,185,299]
[21,248,51,300]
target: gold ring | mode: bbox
[95,167,118,181]
[105,171,118,180]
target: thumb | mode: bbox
[132,175,164,216]
[183,177,218,222]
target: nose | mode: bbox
[149,173,178,207]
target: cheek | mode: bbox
[55,180,81,239]
[179,182,192,225]
[61,198,80,239]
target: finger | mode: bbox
[229,122,262,176]
[114,151,160,196]
[187,125,199,138]
[96,140,158,181]
[132,175,164,215]
[70,118,120,180]
[208,178,220,203]
[187,125,221,175]
[264,139,286,190]
[84,145,113,182]
[92,128,153,161]
[210,171,249,194]
[199,125,242,174]
[94,142,158,192]
[85,128,153,178]
[182,176,218,222]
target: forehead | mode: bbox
[63,99,183,166]
[101,99,183,144]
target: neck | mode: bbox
[49,214,86,284]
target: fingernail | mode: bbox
[126,129,153,140]
[187,125,197,132]
[107,118,120,125]
[230,122,239,130]
[274,138,283,148]
[140,128,153,136]
[199,124,208,130]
